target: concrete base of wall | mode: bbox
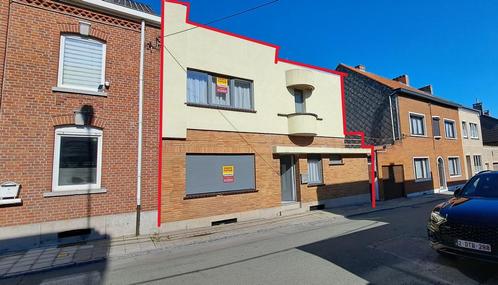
[158,194,371,233]
[0,210,158,253]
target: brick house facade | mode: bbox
[337,64,467,199]
[0,0,160,248]
[159,1,373,231]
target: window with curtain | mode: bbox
[294,89,305,113]
[462,122,468,138]
[448,157,461,176]
[187,70,209,104]
[470,123,479,139]
[473,155,483,173]
[414,158,430,180]
[444,120,456,138]
[186,69,253,110]
[307,155,323,185]
[410,114,425,136]
[58,35,106,92]
[432,117,441,137]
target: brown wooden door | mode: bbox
[382,165,405,200]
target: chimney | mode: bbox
[392,74,409,85]
[418,84,433,95]
[473,101,483,115]
[355,65,366,71]
[484,110,490,116]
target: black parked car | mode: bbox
[428,170,498,262]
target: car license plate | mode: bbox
[456,239,492,252]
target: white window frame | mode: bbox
[469,123,479,139]
[413,156,431,182]
[447,156,462,177]
[473,155,483,173]
[57,34,106,92]
[461,121,468,139]
[409,112,426,137]
[307,155,324,185]
[443,118,457,139]
[52,126,103,191]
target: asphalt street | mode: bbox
[4,197,498,285]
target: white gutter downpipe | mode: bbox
[136,20,145,236]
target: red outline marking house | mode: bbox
[158,0,375,230]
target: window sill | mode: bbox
[410,134,428,138]
[449,175,462,178]
[329,162,344,166]
[52,87,107,97]
[445,137,457,140]
[186,103,256,113]
[307,183,325,187]
[43,188,107,198]
[470,137,480,140]
[415,178,432,183]
[184,189,257,199]
[0,198,22,205]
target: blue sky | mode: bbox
[145,0,497,115]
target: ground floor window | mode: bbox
[413,157,430,180]
[473,155,483,173]
[185,154,255,197]
[307,155,323,185]
[448,157,461,177]
[52,126,103,191]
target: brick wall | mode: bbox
[377,95,466,196]
[0,0,159,227]
[161,129,370,223]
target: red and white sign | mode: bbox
[216,77,228,94]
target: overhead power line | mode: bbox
[164,0,280,38]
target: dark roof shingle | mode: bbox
[103,0,155,15]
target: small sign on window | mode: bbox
[216,77,228,94]
[222,165,235,183]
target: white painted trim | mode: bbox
[408,112,427,137]
[0,199,22,205]
[52,87,107,97]
[57,35,106,93]
[461,121,468,139]
[52,126,103,192]
[413,156,432,182]
[443,118,457,139]
[64,0,161,25]
[469,122,480,139]
[272,146,371,154]
[447,156,462,177]
[43,188,107,197]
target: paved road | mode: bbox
[4,197,498,285]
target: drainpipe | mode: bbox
[136,20,145,236]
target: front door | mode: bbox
[381,165,405,200]
[437,157,447,189]
[280,155,296,202]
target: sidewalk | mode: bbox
[0,193,448,279]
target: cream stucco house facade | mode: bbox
[483,146,498,171]
[159,0,373,231]
[458,107,486,179]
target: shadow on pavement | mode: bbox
[297,198,498,284]
[0,229,110,285]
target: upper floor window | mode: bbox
[409,113,425,136]
[58,35,106,92]
[186,69,253,111]
[432,116,441,138]
[294,89,305,113]
[52,126,103,191]
[470,123,479,139]
[444,119,456,139]
[462,121,468,139]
